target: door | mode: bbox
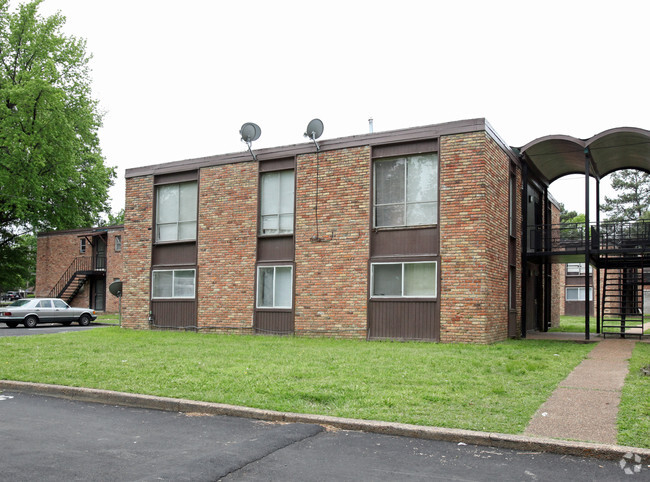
[94,236,107,270]
[526,263,542,331]
[94,278,105,311]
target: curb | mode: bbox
[2,379,649,464]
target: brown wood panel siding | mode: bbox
[254,310,294,335]
[154,170,198,185]
[565,276,592,286]
[151,300,197,329]
[152,242,197,266]
[368,300,438,341]
[565,301,594,316]
[259,157,295,172]
[371,227,438,258]
[257,236,294,262]
[372,139,438,159]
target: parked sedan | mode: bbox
[0,298,97,328]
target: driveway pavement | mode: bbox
[0,391,644,481]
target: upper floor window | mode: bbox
[156,181,197,242]
[260,170,294,235]
[115,235,122,252]
[80,238,86,253]
[374,154,438,228]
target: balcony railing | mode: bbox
[528,220,650,254]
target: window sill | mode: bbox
[255,307,293,312]
[153,239,196,246]
[370,297,437,302]
[257,233,294,239]
[373,225,438,232]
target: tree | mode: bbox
[559,203,579,224]
[0,0,115,252]
[601,170,650,221]
[98,208,124,227]
[0,233,35,292]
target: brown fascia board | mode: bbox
[125,118,517,179]
[37,224,125,238]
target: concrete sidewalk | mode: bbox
[524,338,636,444]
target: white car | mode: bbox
[1,298,97,328]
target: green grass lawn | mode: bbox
[1,328,593,436]
[550,315,650,334]
[618,342,650,448]
[96,313,120,325]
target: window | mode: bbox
[371,261,437,298]
[155,181,197,242]
[80,238,86,254]
[53,299,67,309]
[260,170,294,235]
[374,154,438,228]
[257,265,293,308]
[152,269,196,299]
[36,300,52,308]
[115,235,122,252]
[566,263,591,276]
[566,287,593,301]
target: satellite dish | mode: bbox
[239,122,261,160]
[109,280,122,297]
[240,122,261,143]
[304,118,324,151]
[305,118,324,140]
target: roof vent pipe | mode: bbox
[368,117,374,133]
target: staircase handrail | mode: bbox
[47,256,94,298]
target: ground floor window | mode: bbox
[371,261,437,298]
[257,265,293,308]
[152,269,196,299]
[565,286,593,301]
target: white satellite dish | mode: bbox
[240,122,261,160]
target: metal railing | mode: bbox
[48,256,107,298]
[528,220,650,254]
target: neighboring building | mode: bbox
[563,263,594,316]
[121,118,650,342]
[36,225,124,312]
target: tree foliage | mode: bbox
[0,0,115,249]
[0,233,35,291]
[601,170,650,221]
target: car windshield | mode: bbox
[9,299,30,307]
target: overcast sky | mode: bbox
[30,0,650,215]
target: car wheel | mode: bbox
[5,321,19,328]
[24,316,38,328]
[78,314,91,326]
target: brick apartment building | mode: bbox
[36,225,124,312]
[120,118,650,342]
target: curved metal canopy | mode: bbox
[519,127,650,184]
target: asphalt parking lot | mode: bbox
[0,391,638,481]
[0,322,109,336]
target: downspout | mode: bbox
[521,160,528,338]
[584,149,591,341]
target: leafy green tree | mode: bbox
[0,234,35,292]
[601,170,650,221]
[0,0,115,251]
[559,203,579,224]
[98,208,124,227]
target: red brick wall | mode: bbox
[550,203,563,325]
[197,162,258,332]
[439,132,510,343]
[294,147,370,337]
[122,176,154,328]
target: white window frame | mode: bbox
[373,153,439,228]
[259,170,295,236]
[256,265,293,309]
[151,269,196,299]
[155,181,198,242]
[370,261,437,299]
[565,286,593,301]
[115,235,122,252]
[80,238,86,254]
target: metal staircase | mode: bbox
[48,256,105,304]
[601,256,647,338]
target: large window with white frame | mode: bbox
[152,269,196,299]
[565,286,593,301]
[371,261,437,298]
[257,265,293,308]
[374,154,438,228]
[155,181,198,242]
[260,170,294,235]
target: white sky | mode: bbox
[30,0,650,216]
